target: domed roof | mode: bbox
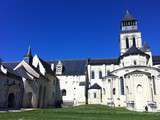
[120,46,150,59]
[122,10,136,21]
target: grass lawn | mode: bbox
[0,105,160,120]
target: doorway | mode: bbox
[8,93,15,108]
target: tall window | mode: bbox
[113,88,116,95]
[99,71,102,79]
[120,77,124,95]
[91,71,95,79]
[126,37,129,49]
[103,88,106,95]
[133,37,136,47]
[152,76,156,95]
[94,93,96,98]
[62,89,66,96]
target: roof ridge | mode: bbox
[2,61,20,64]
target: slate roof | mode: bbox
[48,59,87,75]
[1,63,22,80]
[1,58,119,77]
[2,62,19,70]
[88,58,118,65]
[14,66,32,80]
[38,57,53,74]
[152,56,160,65]
[120,46,150,59]
[124,70,151,77]
[104,72,118,78]
[2,62,40,79]
[2,54,160,78]
[122,10,136,21]
[89,83,101,89]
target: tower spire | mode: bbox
[126,10,129,15]
[24,44,33,65]
[24,45,32,58]
[120,11,142,55]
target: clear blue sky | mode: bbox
[0,0,160,61]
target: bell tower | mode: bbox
[120,10,142,55]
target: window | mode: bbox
[152,76,156,95]
[128,22,130,26]
[113,88,116,95]
[126,86,129,94]
[91,71,95,79]
[99,71,102,79]
[134,60,137,65]
[137,84,142,94]
[62,89,66,96]
[120,77,124,95]
[103,88,106,95]
[126,37,129,49]
[133,37,136,47]
[94,93,96,98]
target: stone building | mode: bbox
[0,46,61,110]
[53,11,160,112]
[0,62,23,109]
[1,11,160,112]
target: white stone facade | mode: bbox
[57,12,160,112]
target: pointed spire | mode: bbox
[142,41,150,52]
[126,10,130,15]
[24,45,33,65]
[122,10,135,21]
[24,45,32,58]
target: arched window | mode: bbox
[94,92,96,98]
[133,37,136,47]
[62,89,66,96]
[99,71,102,79]
[120,77,124,95]
[113,88,116,95]
[137,84,142,94]
[91,71,95,79]
[126,37,129,49]
[134,60,137,65]
[152,76,156,95]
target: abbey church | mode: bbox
[1,11,160,112]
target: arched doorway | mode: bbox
[27,92,33,108]
[135,84,143,111]
[42,86,46,107]
[38,85,42,108]
[62,89,66,96]
[8,93,15,108]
